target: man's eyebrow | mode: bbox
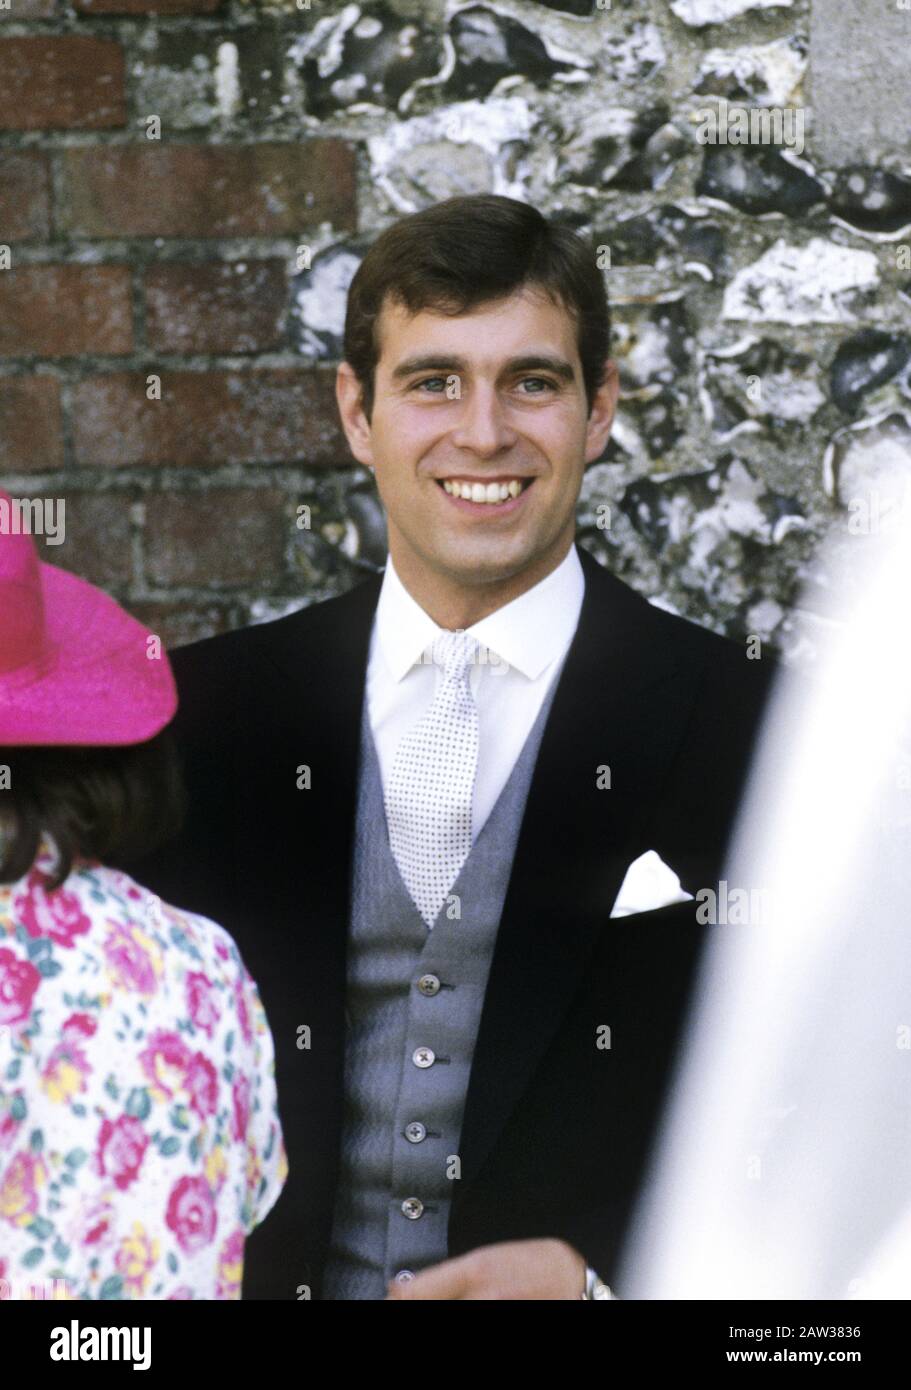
[390,353,577,382]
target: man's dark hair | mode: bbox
[343,194,611,422]
[0,728,186,890]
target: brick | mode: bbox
[0,152,52,241]
[0,38,126,131]
[75,0,222,12]
[28,490,134,592]
[144,487,287,587]
[70,368,349,468]
[60,142,357,239]
[0,375,64,472]
[8,0,57,15]
[143,260,287,354]
[125,599,235,649]
[0,266,133,358]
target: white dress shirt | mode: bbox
[366,543,586,841]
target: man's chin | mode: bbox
[427,536,545,589]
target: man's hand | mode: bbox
[385,1238,587,1300]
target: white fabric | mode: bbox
[620,504,911,1300]
[367,544,585,842]
[385,628,481,928]
[609,849,695,918]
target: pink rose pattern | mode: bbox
[232,1073,251,1144]
[165,1174,217,1254]
[96,1115,149,1192]
[0,837,287,1299]
[186,972,220,1039]
[102,921,161,995]
[13,866,91,949]
[0,948,41,1028]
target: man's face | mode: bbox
[337,286,618,590]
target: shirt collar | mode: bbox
[374,543,585,683]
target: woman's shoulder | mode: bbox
[82,858,248,973]
[1,837,255,1010]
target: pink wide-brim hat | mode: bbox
[0,492,177,746]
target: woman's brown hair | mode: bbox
[0,728,186,889]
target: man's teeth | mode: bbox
[442,479,526,503]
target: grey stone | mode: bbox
[622,456,804,556]
[610,114,689,193]
[809,5,911,166]
[700,336,826,439]
[613,299,694,390]
[829,167,911,238]
[696,147,824,218]
[446,4,580,100]
[671,0,793,25]
[557,107,644,188]
[693,36,807,107]
[292,5,442,117]
[617,387,686,460]
[291,241,369,361]
[597,205,727,279]
[823,411,911,511]
[723,238,881,325]
[829,331,911,417]
[537,0,593,13]
[618,454,809,634]
[365,96,534,209]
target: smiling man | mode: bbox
[135,194,778,1300]
[336,281,616,628]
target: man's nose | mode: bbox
[448,385,519,458]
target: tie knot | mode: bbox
[432,628,479,682]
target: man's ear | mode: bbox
[584,358,621,466]
[336,361,375,468]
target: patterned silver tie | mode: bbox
[385,628,480,929]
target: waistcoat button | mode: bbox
[405,1121,427,1143]
[417,974,441,996]
[412,1046,435,1068]
[401,1197,424,1220]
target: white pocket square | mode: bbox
[609,849,694,918]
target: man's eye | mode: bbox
[409,376,557,394]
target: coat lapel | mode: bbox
[456,545,704,1187]
[251,567,383,998]
[244,569,383,1273]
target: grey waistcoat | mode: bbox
[321,674,560,1299]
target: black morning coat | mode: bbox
[130,542,778,1299]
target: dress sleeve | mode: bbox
[235,963,288,1236]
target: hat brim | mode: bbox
[0,563,177,747]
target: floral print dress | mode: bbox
[0,836,287,1300]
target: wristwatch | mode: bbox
[580,1265,615,1300]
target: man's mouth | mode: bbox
[436,477,534,507]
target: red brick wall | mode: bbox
[0,5,364,650]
